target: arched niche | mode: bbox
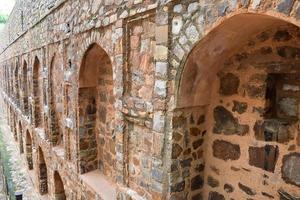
[78,43,116,176]
[33,56,43,127]
[38,147,48,195]
[18,121,24,153]
[22,60,29,115]
[49,55,62,145]
[26,130,33,170]
[173,13,300,199]
[53,171,66,200]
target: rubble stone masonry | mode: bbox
[0,0,300,200]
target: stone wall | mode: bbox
[0,0,300,200]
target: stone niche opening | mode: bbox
[254,73,300,144]
[14,61,20,105]
[53,171,66,200]
[38,147,48,195]
[174,13,300,200]
[22,60,29,116]
[18,121,24,154]
[25,130,33,170]
[33,56,43,128]
[78,43,116,178]
[49,55,62,146]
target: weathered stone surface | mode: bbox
[213,106,249,135]
[254,120,292,143]
[278,188,300,200]
[207,176,219,188]
[208,191,225,200]
[278,98,298,117]
[172,143,183,159]
[262,192,274,199]
[213,140,241,161]
[282,153,300,187]
[277,46,300,59]
[224,183,234,193]
[277,0,294,14]
[273,30,292,41]
[238,183,256,196]
[171,181,185,193]
[191,175,204,190]
[232,101,248,114]
[219,73,240,95]
[246,85,265,98]
[249,145,279,172]
[191,193,203,200]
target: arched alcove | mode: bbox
[173,13,300,199]
[14,62,20,105]
[53,171,66,200]
[33,56,43,127]
[12,117,17,141]
[49,55,61,145]
[18,121,24,153]
[38,147,48,195]
[26,130,33,170]
[78,43,116,176]
[22,61,29,115]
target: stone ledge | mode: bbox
[80,170,116,200]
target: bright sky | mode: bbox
[0,0,15,15]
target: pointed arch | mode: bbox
[33,56,43,127]
[53,171,66,200]
[25,130,33,170]
[49,55,61,145]
[38,147,48,194]
[78,43,116,175]
[18,121,24,153]
[172,13,300,199]
[22,60,29,115]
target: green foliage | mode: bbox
[0,14,8,24]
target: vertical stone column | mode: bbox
[112,20,126,184]
[150,2,170,198]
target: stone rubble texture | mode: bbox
[0,0,299,200]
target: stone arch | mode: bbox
[49,55,61,145]
[33,56,43,127]
[53,171,66,200]
[26,130,33,170]
[22,60,29,115]
[172,13,300,199]
[38,147,48,195]
[14,61,20,105]
[12,116,17,141]
[18,121,24,153]
[78,43,116,175]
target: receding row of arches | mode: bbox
[3,42,116,197]
[7,106,66,199]
[25,129,66,199]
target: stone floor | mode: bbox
[0,117,40,200]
